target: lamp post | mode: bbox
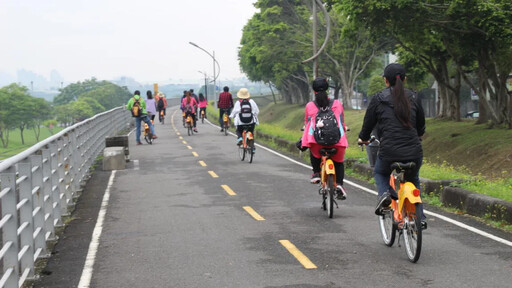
[198,71,208,100]
[189,42,220,110]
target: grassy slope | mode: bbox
[0,127,64,160]
[250,97,512,202]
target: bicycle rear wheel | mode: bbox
[224,123,228,136]
[238,145,246,161]
[326,175,334,218]
[378,208,396,246]
[187,123,192,136]
[248,139,254,163]
[403,202,422,263]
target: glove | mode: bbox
[295,139,308,151]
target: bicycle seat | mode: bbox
[390,162,416,172]
[319,148,337,156]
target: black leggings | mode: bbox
[185,112,197,128]
[310,152,344,185]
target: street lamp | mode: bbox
[198,71,209,100]
[189,41,220,109]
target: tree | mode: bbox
[28,98,52,142]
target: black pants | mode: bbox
[236,123,255,139]
[310,152,344,185]
[185,112,197,128]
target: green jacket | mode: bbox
[126,95,147,115]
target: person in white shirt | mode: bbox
[229,88,259,146]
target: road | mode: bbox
[34,108,512,288]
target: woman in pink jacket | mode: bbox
[181,91,198,132]
[301,77,348,200]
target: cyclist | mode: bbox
[181,91,198,132]
[300,77,348,200]
[229,88,259,148]
[198,93,208,119]
[126,90,157,145]
[218,86,234,132]
[156,92,167,119]
[357,63,427,229]
[145,90,157,121]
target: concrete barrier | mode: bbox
[103,147,126,170]
[106,135,129,162]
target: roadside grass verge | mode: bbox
[0,127,64,160]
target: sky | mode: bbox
[0,0,258,85]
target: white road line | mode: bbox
[196,110,512,247]
[133,160,139,170]
[78,171,116,288]
[255,140,512,247]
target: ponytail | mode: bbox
[391,75,412,128]
[314,91,329,108]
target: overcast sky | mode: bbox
[0,0,258,85]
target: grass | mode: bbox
[0,127,64,160]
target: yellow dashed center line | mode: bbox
[182,141,187,144]
[199,161,207,167]
[243,206,265,221]
[187,146,192,150]
[221,185,236,196]
[179,136,183,139]
[177,132,181,136]
[192,152,198,157]
[279,240,317,269]
[208,171,219,178]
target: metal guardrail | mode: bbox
[0,106,130,288]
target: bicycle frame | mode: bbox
[320,157,336,185]
[242,130,253,148]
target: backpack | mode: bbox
[184,100,193,113]
[157,98,164,110]
[238,99,253,124]
[131,97,142,117]
[313,99,341,146]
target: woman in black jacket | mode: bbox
[358,63,427,228]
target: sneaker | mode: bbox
[336,185,347,200]
[421,221,427,230]
[374,192,392,215]
[236,137,243,145]
[310,172,320,184]
[152,134,157,139]
[136,141,143,145]
[220,128,224,132]
[193,128,198,132]
[252,148,256,154]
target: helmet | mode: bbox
[312,77,329,92]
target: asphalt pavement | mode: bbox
[33,108,512,288]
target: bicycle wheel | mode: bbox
[248,139,254,163]
[403,202,422,263]
[187,123,192,136]
[378,208,396,247]
[238,143,246,161]
[224,123,228,136]
[326,174,334,218]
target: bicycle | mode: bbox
[201,109,205,124]
[186,114,194,136]
[159,110,165,124]
[377,161,423,263]
[182,111,186,128]
[222,109,230,136]
[238,125,255,163]
[143,119,154,144]
[317,147,339,218]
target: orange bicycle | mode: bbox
[238,125,255,163]
[318,148,339,218]
[143,119,154,144]
[222,109,230,136]
[159,110,165,124]
[182,111,186,128]
[378,162,423,263]
[186,114,194,136]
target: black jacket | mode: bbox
[358,87,425,161]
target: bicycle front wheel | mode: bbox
[326,174,334,218]
[187,124,192,136]
[378,208,396,247]
[403,202,422,263]
[224,124,228,136]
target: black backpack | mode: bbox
[313,99,341,146]
[131,97,142,117]
[239,99,253,123]
[157,98,164,110]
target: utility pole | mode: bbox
[312,1,318,79]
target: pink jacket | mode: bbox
[301,99,348,148]
[198,99,208,108]
[181,97,198,114]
